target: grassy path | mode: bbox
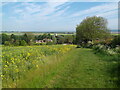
[18,48,116,88]
[47,48,116,88]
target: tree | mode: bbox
[47,33,52,39]
[10,34,16,41]
[57,36,65,44]
[10,34,17,44]
[19,40,27,46]
[1,33,10,44]
[37,35,42,40]
[42,34,48,39]
[21,33,34,45]
[73,35,77,44]
[52,35,57,44]
[4,41,11,46]
[14,40,20,46]
[111,35,120,48]
[64,35,73,44]
[76,16,110,44]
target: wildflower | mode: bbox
[36,65,39,68]
[4,65,8,67]
[0,75,3,77]
[27,53,31,56]
[16,69,19,72]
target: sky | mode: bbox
[0,0,119,32]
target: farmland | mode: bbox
[1,45,119,88]
[0,32,75,36]
[1,45,76,88]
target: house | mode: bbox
[35,38,53,43]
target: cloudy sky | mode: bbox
[1,0,119,32]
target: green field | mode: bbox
[1,45,119,88]
[0,32,75,36]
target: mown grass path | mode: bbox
[18,48,116,88]
[46,48,116,88]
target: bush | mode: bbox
[4,41,11,46]
[115,46,120,53]
[76,45,82,48]
[14,40,20,46]
[46,42,54,45]
[111,35,120,48]
[19,40,27,46]
[40,42,46,45]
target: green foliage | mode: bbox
[73,35,77,44]
[21,33,34,45]
[46,42,54,45]
[4,41,11,46]
[0,34,1,44]
[64,35,73,44]
[52,36,57,44]
[1,32,75,46]
[14,40,20,46]
[19,40,27,46]
[33,43,46,45]
[36,33,52,40]
[1,33,10,44]
[57,36,65,44]
[76,16,110,44]
[10,34,16,41]
[93,46,120,87]
[111,35,120,48]
[40,42,46,45]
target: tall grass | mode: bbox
[1,45,76,88]
[93,46,120,88]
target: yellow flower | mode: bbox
[4,65,8,67]
[27,53,31,56]
[36,65,39,68]
[16,69,19,72]
[0,75,3,77]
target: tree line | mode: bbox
[0,33,76,46]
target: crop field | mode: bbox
[1,45,76,88]
[1,32,75,36]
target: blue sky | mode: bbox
[1,1,118,32]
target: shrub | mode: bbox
[76,45,82,48]
[14,40,20,46]
[46,42,54,45]
[111,35,120,48]
[40,42,46,45]
[19,40,27,46]
[115,46,120,53]
[4,41,11,46]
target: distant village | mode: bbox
[36,38,53,43]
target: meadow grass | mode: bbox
[46,48,117,88]
[12,48,118,88]
[2,45,76,88]
[1,45,118,88]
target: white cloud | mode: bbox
[65,2,118,30]
[13,1,69,20]
[2,2,118,31]
[71,3,118,17]
[3,1,71,31]
[97,10,117,18]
